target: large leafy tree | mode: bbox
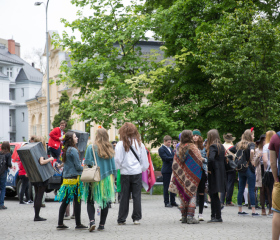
[55,0,183,146]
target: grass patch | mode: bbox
[142,184,164,195]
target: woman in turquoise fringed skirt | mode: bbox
[56,132,87,230]
[84,128,117,232]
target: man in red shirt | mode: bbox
[268,133,280,240]
[48,120,66,162]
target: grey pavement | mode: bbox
[1,193,272,240]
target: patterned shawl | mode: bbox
[172,143,203,202]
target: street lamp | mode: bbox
[35,1,50,139]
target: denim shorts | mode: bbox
[272,182,280,214]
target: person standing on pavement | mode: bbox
[268,131,280,240]
[84,128,117,232]
[228,129,260,217]
[171,130,203,224]
[115,122,149,225]
[18,158,33,204]
[221,133,236,207]
[159,135,178,208]
[193,129,208,221]
[48,120,66,162]
[206,129,226,223]
[55,132,87,230]
[0,141,12,210]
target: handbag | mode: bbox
[262,166,271,187]
[225,155,237,172]
[80,145,101,183]
[168,173,179,194]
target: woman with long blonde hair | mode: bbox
[115,122,149,225]
[261,130,276,216]
[84,128,117,231]
[229,129,259,216]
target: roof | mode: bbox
[0,44,43,83]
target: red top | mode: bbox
[18,161,26,176]
[48,127,64,150]
[268,133,280,159]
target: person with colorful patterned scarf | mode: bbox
[171,130,203,224]
[55,131,87,230]
[83,128,117,232]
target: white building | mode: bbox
[0,39,43,142]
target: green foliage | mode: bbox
[52,91,74,132]
[55,0,182,147]
[150,152,162,171]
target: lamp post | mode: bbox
[35,1,50,139]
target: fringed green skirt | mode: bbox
[83,175,115,209]
[55,176,84,203]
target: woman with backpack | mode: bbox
[229,129,260,216]
[206,129,226,223]
[0,141,12,210]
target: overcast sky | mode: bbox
[0,0,132,68]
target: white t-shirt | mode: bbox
[263,143,272,172]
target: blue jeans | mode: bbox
[238,168,256,207]
[0,170,8,206]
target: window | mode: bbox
[22,112,24,122]
[7,67,12,77]
[21,88,24,97]
[9,114,12,126]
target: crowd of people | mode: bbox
[0,122,280,239]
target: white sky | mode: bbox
[0,0,132,68]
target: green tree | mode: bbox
[52,91,74,131]
[197,1,280,133]
[55,0,183,147]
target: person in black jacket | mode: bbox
[0,141,12,210]
[158,135,178,207]
[206,129,226,223]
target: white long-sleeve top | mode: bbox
[115,140,149,175]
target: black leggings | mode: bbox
[34,185,46,218]
[58,188,81,226]
[87,186,109,225]
[210,192,221,219]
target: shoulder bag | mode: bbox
[80,145,101,183]
[262,166,271,187]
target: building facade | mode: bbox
[0,39,43,142]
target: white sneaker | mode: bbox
[134,220,140,225]
[64,215,71,220]
[204,202,208,208]
[198,214,204,221]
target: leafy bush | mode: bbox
[150,152,162,171]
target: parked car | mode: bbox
[0,142,62,198]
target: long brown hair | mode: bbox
[265,130,276,145]
[0,141,10,154]
[62,132,79,163]
[178,130,194,161]
[34,136,46,150]
[119,122,141,152]
[236,129,254,150]
[193,129,203,150]
[206,129,222,157]
[94,128,114,159]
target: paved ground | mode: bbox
[1,193,272,240]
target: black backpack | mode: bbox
[234,149,248,172]
[0,154,7,176]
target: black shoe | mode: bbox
[207,218,223,223]
[171,202,179,207]
[0,205,7,209]
[165,203,173,208]
[255,205,261,209]
[97,225,105,231]
[89,221,96,232]
[248,206,252,210]
[75,224,88,230]
[34,217,47,221]
[56,224,70,230]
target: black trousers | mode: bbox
[210,192,221,219]
[87,185,109,225]
[162,173,176,205]
[220,170,236,204]
[58,188,81,226]
[118,173,142,223]
[34,185,46,218]
[19,175,30,202]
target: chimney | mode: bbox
[8,39,15,54]
[32,62,35,67]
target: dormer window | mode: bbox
[7,67,13,77]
